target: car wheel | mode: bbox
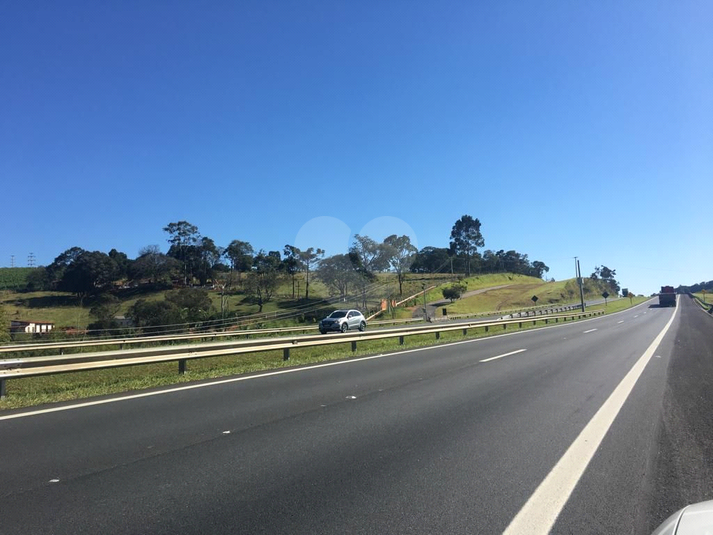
[359,321,366,332]
[319,329,326,334]
[340,322,348,333]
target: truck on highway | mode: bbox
[658,286,676,307]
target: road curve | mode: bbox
[1,296,710,534]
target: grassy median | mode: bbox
[0,296,649,410]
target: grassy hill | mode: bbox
[0,267,40,290]
[0,271,617,334]
[444,277,616,315]
[0,272,458,331]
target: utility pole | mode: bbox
[28,252,36,267]
[575,257,585,312]
[10,255,15,268]
[422,283,428,322]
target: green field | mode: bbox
[401,273,543,307]
[0,268,39,290]
[438,277,616,315]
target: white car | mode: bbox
[319,309,367,334]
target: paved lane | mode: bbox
[0,298,694,534]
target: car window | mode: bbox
[329,311,347,318]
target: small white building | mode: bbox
[10,320,55,334]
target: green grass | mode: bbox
[441,277,617,315]
[587,296,648,313]
[0,290,94,328]
[402,273,543,306]
[694,292,711,304]
[0,267,39,290]
[0,297,644,410]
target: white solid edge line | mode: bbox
[480,349,527,363]
[0,298,657,422]
[502,303,679,535]
[583,329,598,334]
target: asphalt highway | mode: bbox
[1,295,710,534]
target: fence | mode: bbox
[0,309,603,399]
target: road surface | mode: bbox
[1,295,710,534]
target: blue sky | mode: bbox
[2,1,711,295]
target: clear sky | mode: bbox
[2,1,711,295]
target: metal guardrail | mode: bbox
[0,316,426,355]
[0,309,603,399]
[435,304,583,322]
[0,302,583,355]
[691,293,713,314]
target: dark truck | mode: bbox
[658,286,676,307]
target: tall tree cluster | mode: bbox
[15,215,558,331]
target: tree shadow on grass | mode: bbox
[15,295,81,309]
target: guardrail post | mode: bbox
[0,378,6,399]
[462,328,468,336]
[351,341,357,352]
[283,348,290,361]
[485,326,489,332]
[519,322,522,328]
[545,319,549,324]
[399,336,405,345]
[503,324,507,330]
[435,332,440,340]
[178,359,187,375]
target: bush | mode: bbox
[442,283,467,302]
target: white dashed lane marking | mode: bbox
[480,349,527,363]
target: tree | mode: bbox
[195,237,220,286]
[383,235,417,295]
[129,246,180,284]
[591,265,620,294]
[410,247,450,273]
[442,283,467,302]
[164,221,200,285]
[349,235,387,310]
[46,247,86,289]
[317,254,359,300]
[298,247,324,300]
[283,245,303,299]
[244,251,281,312]
[26,268,50,291]
[530,261,550,279]
[129,299,184,332]
[60,251,120,297]
[88,294,122,331]
[165,288,213,323]
[0,306,10,344]
[108,249,130,279]
[449,215,484,276]
[224,240,254,287]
